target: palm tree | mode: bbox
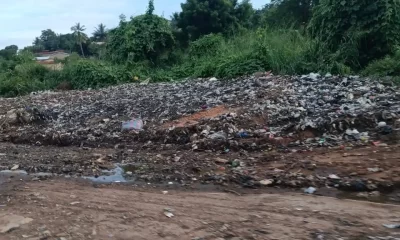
[71,23,88,57]
[93,23,107,41]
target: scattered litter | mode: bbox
[383,224,400,229]
[367,168,381,173]
[259,179,274,186]
[11,165,19,170]
[378,122,387,128]
[164,208,174,218]
[140,78,150,85]
[328,174,341,180]
[304,187,317,194]
[122,118,143,131]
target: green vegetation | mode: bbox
[0,0,400,97]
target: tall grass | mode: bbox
[156,28,351,81]
[0,28,361,96]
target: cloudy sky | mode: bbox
[0,0,268,49]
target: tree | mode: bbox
[147,0,155,15]
[59,33,76,53]
[0,45,18,60]
[39,29,60,51]
[93,23,107,41]
[263,0,318,28]
[71,23,88,57]
[173,0,255,42]
[33,37,42,46]
[107,0,175,64]
[309,0,400,67]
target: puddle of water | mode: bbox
[84,165,136,183]
[317,187,400,204]
[336,191,400,204]
[0,170,28,175]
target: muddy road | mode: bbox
[0,179,399,240]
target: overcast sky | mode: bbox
[0,0,268,49]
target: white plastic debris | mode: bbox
[259,179,274,186]
[383,224,400,229]
[304,187,317,194]
[164,212,174,218]
[377,122,387,128]
[328,174,341,180]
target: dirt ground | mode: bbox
[0,143,399,239]
[0,179,399,240]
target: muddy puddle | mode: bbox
[316,187,400,204]
[83,164,137,183]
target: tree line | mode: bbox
[0,0,399,97]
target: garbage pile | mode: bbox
[0,74,399,149]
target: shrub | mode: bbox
[189,34,224,58]
[363,49,400,77]
[0,74,48,97]
[215,54,264,78]
[62,60,130,89]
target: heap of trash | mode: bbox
[0,73,399,149]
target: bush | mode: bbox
[14,63,48,79]
[189,34,224,58]
[62,60,130,89]
[363,49,400,77]
[0,62,57,97]
[215,54,264,78]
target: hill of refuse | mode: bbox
[0,73,399,150]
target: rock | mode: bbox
[369,191,381,197]
[394,119,400,129]
[356,192,369,198]
[0,214,33,233]
[219,224,230,232]
[39,230,52,239]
